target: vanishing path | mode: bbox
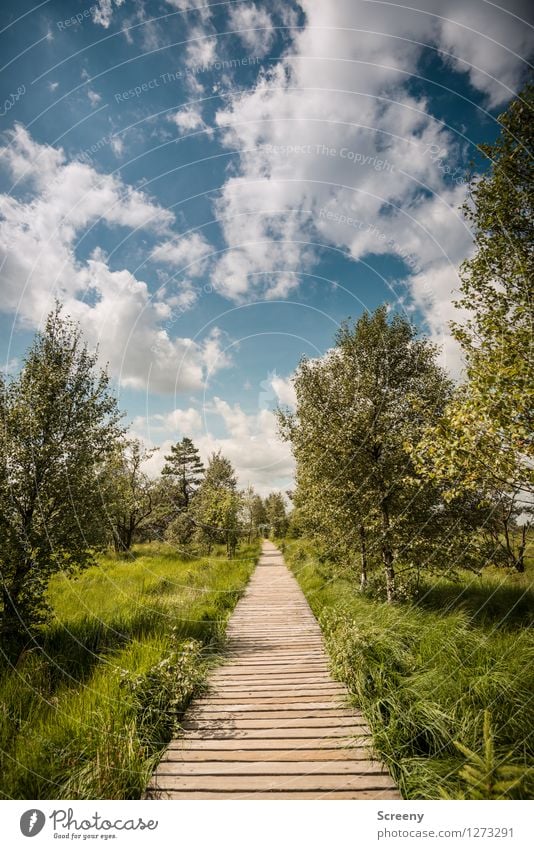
[147,540,400,799]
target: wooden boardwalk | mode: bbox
[146,540,400,799]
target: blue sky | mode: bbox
[0,0,532,493]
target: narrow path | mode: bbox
[146,540,400,799]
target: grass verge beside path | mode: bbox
[280,538,534,800]
[0,542,259,800]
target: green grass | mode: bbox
[281,538,534,800]
[0,541,259,800]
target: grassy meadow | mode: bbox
[280,538,534,800]
[0,542,259,800]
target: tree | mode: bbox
[192,452,241,556]
[251,493,268,537]
[278,307,455,601]
[264,492,289,538]
[0,306,123,649]
[161,437,204,511]
[241,486,268,542]
[104,439,155,552]
[423,83,533,498]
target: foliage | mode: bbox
[278,307,463,601]
[241,486,268,541]
[122,635,206,744]
[0,305,123,650]
[161,437,204,511]
[264,491,289,537]
[103,438,156,552]
[192,452,242,556]
[443,712,533,800]
[417,83,534,498]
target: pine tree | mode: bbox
[161,437,204,511]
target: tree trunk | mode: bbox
[1,572,28,655]
[359,524,368,591]
[380,501,395,602]
[515,524,528,573]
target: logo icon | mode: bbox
[20,810,46,837]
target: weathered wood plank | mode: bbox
[148,774,398,791]
[166,737,369,751]
[160,748,369,762]
[154,760,388,776]
[182,717,364,730]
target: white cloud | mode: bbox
[166,0,212,24]
[151,231,211,275]
[0,125,225,395]
[271,373,297,408]
[87,89,102,108]
[437,1,534,107]
[169,105,208,134]
[91,0,126,29]
[110,136,124,157]
[228,3,275,57]
[186,27,217,66]
[133,406,202,436]
[201,399,294,496]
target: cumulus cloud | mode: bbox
[87,89,102,108]
[228,3,275,57]
[271,373,297,408]
[0,125,225,394]
[133,406,203,437]
[166,0,212,25]
[185,27,217,66]
[169,105,208,134]
[151,231,211,274]
[91,0,126,29]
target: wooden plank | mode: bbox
[183,717,365,731]
[147,789,401,800]
[181,727,366,739]
[160,748,368,762]
[208,681,342,690]
[188,708,352,718]
[148,774,398,791]
[166,737,369,751]
[154,760,387,776]
[197,696,346,705]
